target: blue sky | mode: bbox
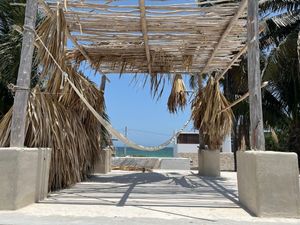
[86,70,195,146]
[75,0,204,146]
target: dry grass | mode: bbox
[35,8,67,78]
[192,77,233,150]
[167,74,187,113]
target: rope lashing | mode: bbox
[32,26,191,151]
[7,83,31,92]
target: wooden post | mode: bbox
[10,0,38,147]
[247,0,265,150]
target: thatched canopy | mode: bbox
[0,0,252,190]
[41,0,248,75]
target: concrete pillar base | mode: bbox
[94,149,111,174]
[198,149,220,177]
[237,151,300,217]
[0,147,52,210]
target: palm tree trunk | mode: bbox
[197,74,205,149]
[297,31,300,70]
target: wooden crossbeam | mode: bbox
[215,45,247,82]
[139,0,152,75]
[219,82,269,114]
[199,0,248,75]
[215,23,266,82]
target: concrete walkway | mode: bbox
[0,170,299,225]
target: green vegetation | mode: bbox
[225,0,300,165]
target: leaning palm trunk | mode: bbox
[192,77,233,150]
[167,74,187,113]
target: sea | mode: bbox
[115,146,174,157]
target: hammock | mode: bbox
[65,72,191,151]
[35,30,191,151]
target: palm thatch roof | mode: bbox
[40,0,248,76]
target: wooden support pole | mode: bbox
[139,0,152,75]
[247,0,265,150]
[10,0,38,147]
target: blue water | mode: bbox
[115,147,174,157]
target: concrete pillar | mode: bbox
[94,149,111,174]
[198,149,220,177]
[35,148,52,201]
[237,151,300,217]
[0,148,52,210]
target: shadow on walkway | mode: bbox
[41,171,248,220]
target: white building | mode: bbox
[174,131,232,156]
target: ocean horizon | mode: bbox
[115,146,174,157]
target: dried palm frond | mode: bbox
[0,6,110,191]
[192,77,233,150]
[27,90,95,188]
[0,76,106,191]
[167,74,187,113]
[35,7,67,78]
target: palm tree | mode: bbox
[262,31,300,163]
[260,0,300,50]
[219,1,299,168]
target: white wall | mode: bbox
[221,134,232,153]
[174,143,199,156]
[174,133,232,154]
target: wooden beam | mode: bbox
[215,24,266,82]
[219,81,269,113]
[247,0,265,150]
[139,0,152,75]
[10,0,38,147]
[215,45,247,82]
[199,0,247,75]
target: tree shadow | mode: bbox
[42,171,249,219]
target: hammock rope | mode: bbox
[34,28,191,151]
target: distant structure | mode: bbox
[174,131,232,156]
[174,131,233,170]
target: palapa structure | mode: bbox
[43,0,248,76]
[1,0,266,190]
